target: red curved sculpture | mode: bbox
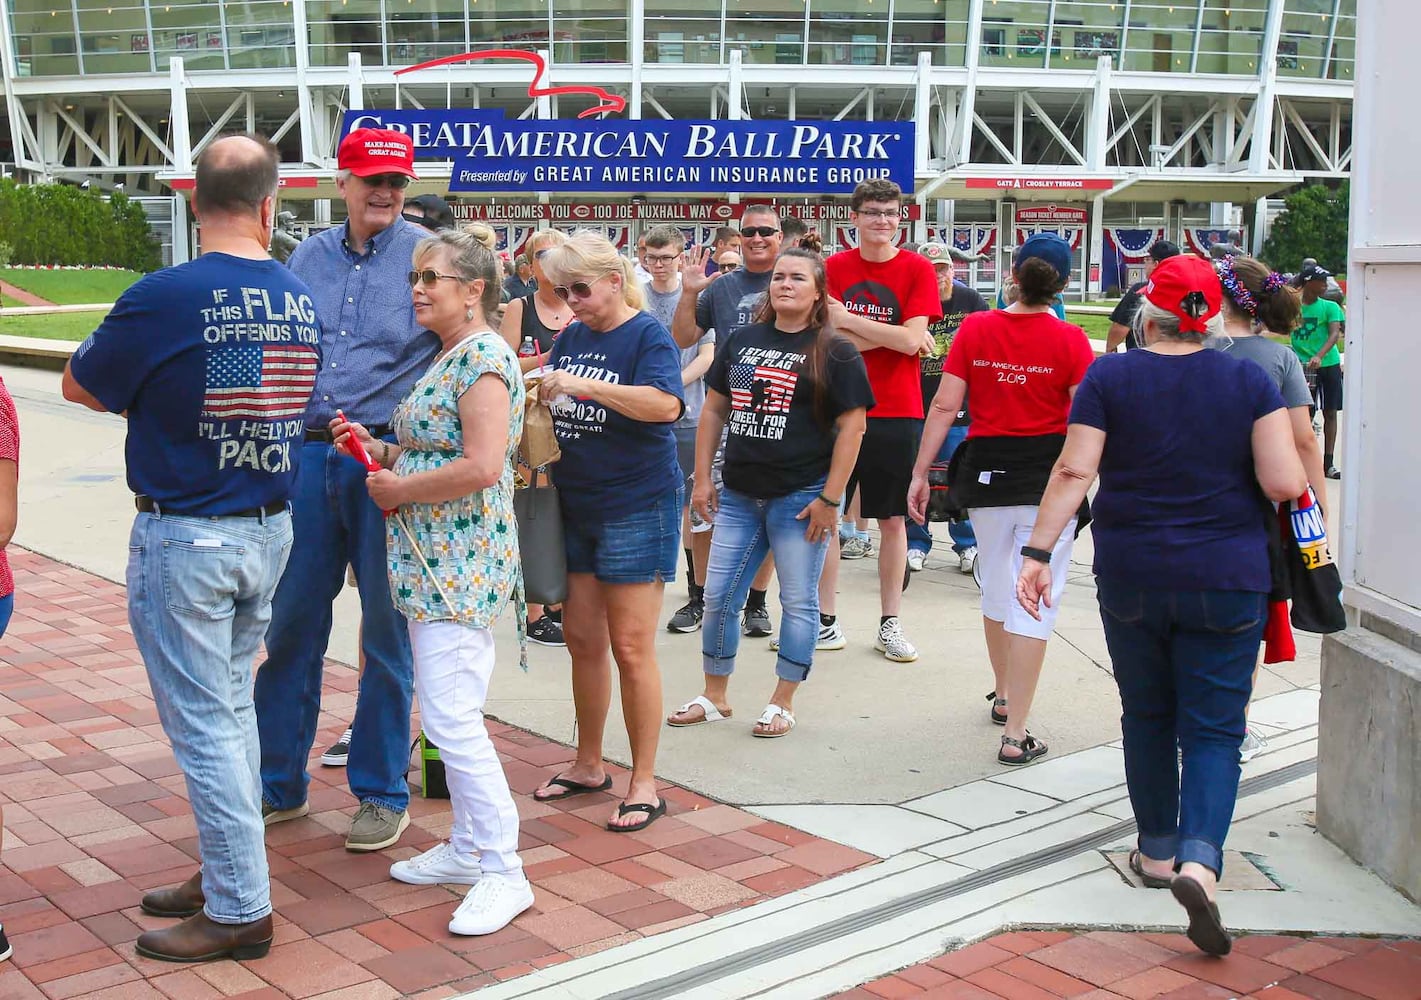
[393,48,627,119]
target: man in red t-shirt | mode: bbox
[825,179,942,663]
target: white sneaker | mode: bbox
[390,841,483,886]
[875,617,918,662]
[448,873,535,936]
[769,621,847,652]
[958,546,978,575]
[907,549,926,573]
[1239,727,1269,763]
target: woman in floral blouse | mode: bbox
[333,229,531,938]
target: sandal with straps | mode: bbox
[998,733,1048,766]
[986,690,1008,726]
[752,704,795,739]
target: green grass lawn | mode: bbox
[1,269,141,305]
[0,294,24,308]
[1067,311,1112,342]
[0,310,108,342]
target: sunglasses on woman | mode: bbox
[552,272,614,301]
[361,173,411,190]
[407,268,462,287]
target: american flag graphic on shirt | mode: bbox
[203,344,319,420]
[728,362,799,415]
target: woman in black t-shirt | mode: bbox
[667,249,874,738]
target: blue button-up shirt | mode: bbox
[288,216,439,427]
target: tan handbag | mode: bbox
[520,379,561,469]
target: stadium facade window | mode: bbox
[551,0,628,63]
[1195,0,1267,76]
[75,0,152,74]
[8,0,80,76]
[888,0,970,67]
[1045,1,1123,71]
[806,0,888,66]
[977,1,1052,69]
[1280,0,1354,79]
[385,0,466,66]
[307,0,384,67]
[467,0,549,57]
[724,0,806,66]
[1120,1,1202,73]
[645,0,722,64]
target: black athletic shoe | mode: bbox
[0,923,12,963]
[1325,465,1341,479]
[742,605,773,638]
[667,599,704,633]
[527,616,566,646]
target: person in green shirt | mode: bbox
[1292,263,1345,478]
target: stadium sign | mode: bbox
[341,111,915,196]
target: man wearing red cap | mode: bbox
[254,128,439,852]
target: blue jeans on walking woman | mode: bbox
[1096,578,1266,876]
[703,484,830,683]
[127,509,293,924]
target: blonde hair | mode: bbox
[414,230,501,319]
[524,228,568,257]
[460,221,499,252]
[540,229,644,311]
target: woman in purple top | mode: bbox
[1015,257,1306,957]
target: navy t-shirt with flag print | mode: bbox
[70,253,322,514]
[707,321,875,498]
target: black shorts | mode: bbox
[1314,364,1343,412]
[845,417,921,519]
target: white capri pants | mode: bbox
[969,504,1076,641]
[408,620,522,876]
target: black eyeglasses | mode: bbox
[362,173,411,190]
[646,253,680,265]
[739,226,779,239]
[552,273,614,301]
[719,262,740,272]
[407,268,462,287]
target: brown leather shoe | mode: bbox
[135,911,273,963]
[141,869,205,918]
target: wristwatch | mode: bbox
[1020,545,1054,564]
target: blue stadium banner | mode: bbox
[342,111,915,195]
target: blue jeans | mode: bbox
[1096,577,1266,876]
[703,484,829,683]
[255,442,414,813]
[0,592,12,638]
[127,509,293,924]
[909,423,976,555]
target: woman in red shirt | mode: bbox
[908,234,1095,766]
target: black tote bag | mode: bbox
[514,470,567,606]
[1280,488,1346,634]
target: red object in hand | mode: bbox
[336,410,393,515]
[1263,599,1296,664]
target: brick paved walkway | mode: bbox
[0,549,876,999]
[835,930,1421,1000]
[0,282,56,308]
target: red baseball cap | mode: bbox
[337,128,418,179]
[1143,255,1221,335]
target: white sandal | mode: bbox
[752,704,795,739]
[667,695,731,727]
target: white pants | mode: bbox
[408,620,522,876]
[970,505,1076,641]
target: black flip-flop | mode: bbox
[607,798,666,833]
[1129,850,1173,890]
[1171,874,1232,956]
[535,773,613,801]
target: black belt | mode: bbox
[305,423,392,443]
[135,496,288,519]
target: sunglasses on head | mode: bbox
[719,262,740,272]
[361,173,411,190]
[552,272,614,302]
[407,268,462,287]
[739,226,779,239]
[533,248,551,259]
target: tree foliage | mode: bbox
[0,180,161,271]
[1261,182,1349,275]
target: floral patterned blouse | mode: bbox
[387,333,526,640]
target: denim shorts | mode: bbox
[564,486,683,584]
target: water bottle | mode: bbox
[518,335,538,358]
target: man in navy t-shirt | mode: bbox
[62,135,319,964]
